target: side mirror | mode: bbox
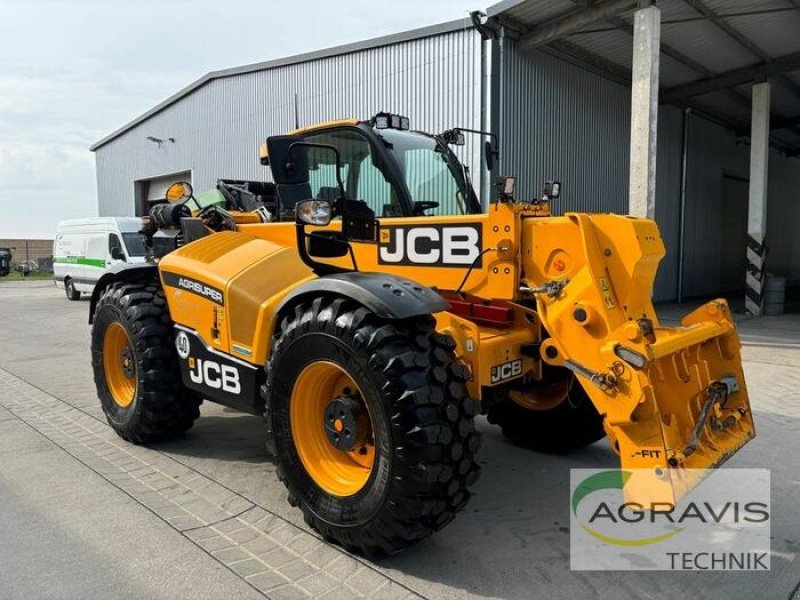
[543,180,561,200]
[111,246,125,261]
[441,129,466,146]
[296,200,332,226]
[266,135,309,185]
[485,140,499,171]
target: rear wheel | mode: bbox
[487,368,605,452]
[91,280,201,443]
[263,298,481,556]
[65,278,80,301]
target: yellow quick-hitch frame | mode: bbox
[522,212,755,507]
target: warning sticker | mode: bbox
[599,276,616,309]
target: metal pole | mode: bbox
[479,25,489,208]
[677,107,691,303]
[497,25,505,181]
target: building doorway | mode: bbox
[134,171,192,216]
[718,175,749,295]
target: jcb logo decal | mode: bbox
[379,224,482,267]
[188,357,241,394]
[490,359,522,384]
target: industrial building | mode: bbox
[91,0,800,307]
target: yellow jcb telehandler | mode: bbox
[89,113,754,555]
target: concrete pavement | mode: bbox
[0,400,264,600]
[1,280,799,599]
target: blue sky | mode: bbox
[0,0,477,238]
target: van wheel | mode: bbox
[65,278,80,301]
[263,298,481,556]
[91,280,201,443]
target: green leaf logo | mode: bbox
[572,470,682,546]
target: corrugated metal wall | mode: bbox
[496,40,631,213]
[496,39,683,300]
[94,26,483,218]
[681,114,749,298]
[682,114,800,294]
[767,151,800,284]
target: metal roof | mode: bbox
[487,0,800,154]
[90,19,473,151]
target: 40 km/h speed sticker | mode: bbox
[176,331,191,359]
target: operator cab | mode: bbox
[260,113,489,219]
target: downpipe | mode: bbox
[677,107,691,303]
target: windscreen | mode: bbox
[122,233,147,257]
[376,129,474,216]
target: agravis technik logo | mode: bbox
[570,468,771,571]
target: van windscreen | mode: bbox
[122,233,147,257]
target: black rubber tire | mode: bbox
[65,278,80,301]
[487,375,606,453]
[263,298,481,556]
[91,280,201,443]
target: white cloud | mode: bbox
[0,0,475,238]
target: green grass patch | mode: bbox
[0,270,55,282]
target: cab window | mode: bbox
[304,128,402,217]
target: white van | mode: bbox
[53,217,148,300]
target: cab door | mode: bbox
[303,127,406,217]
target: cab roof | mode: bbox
[259,119,361,162]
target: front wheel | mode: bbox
[65,278,80,301]
[264,299,481,556]
[91,280,201,443]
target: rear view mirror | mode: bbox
[485,140,499,171]
[441,129,466,146]
[543,180,561,200]
[296,200,332,226]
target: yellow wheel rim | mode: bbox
[509,375,572,411]
[103,322,137,408]
[290,361,376,497]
